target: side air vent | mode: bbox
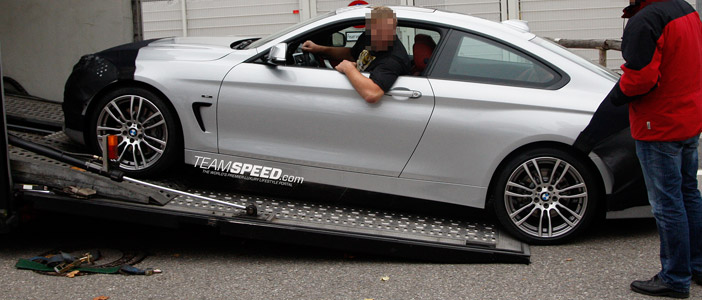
[192,102,212,132]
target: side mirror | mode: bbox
[332,32,346,47]
[267,43,287,65]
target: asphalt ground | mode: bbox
[1,122,700,299]
[1,211,700,300]
[1,154,701,300]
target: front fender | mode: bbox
[63,39,161,141]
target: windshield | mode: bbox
[531,36,620,82]
[246,11,335,49]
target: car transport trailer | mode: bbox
[1,94,530,263]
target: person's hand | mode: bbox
[301,40,319,53]
[335,60,357,74]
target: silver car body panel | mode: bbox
[400,79,605,186]
[218,67,434,176]
[184,149,488,208]
[140,36,253,61]
[134,52,250,153]
[129,5,617,209]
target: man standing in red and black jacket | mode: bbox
[606,0,702,298]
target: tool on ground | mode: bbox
[16,250,162,276]
[54,252,93,274]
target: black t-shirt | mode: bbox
[350,32,411,92]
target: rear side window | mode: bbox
[431,30,563,89]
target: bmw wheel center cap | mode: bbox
[541,192,551,201]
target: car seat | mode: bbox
[412,34,437,75]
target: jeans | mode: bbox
[635,134,702,292]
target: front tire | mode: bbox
[493,148,600,244]
[88,87,181,177]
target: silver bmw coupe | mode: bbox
[62,5,647,244]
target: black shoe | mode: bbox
[630,275,689,299]
[693,274,702,286]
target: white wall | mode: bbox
[0,0,134,101]
[520,0,698,71]
[139,0,633,69]
[142,0,302,39]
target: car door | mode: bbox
[216,60,434,177]
[401,29,576,186]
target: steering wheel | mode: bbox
[293,44,319,67]
[293,44,336,69]
[309,52,336,69]
[306,51,320,68]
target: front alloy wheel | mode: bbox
[96,95,168,171]
[90,87,180,176]
[494,149,599,244]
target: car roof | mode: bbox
[335,4,436,15]
[334,5,536,41]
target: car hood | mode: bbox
[136,36,257,61]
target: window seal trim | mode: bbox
[427,29,570,90]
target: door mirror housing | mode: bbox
[267,43,287,65]
[332,32,346,47]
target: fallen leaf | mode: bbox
[380,276,390,281]
[65,270,80,278]
[565,258,573,262]
[93,297,109,300]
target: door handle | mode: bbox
[386,88,422,101]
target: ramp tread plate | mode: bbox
[9,131,87,154]
[10,130,529,261]
[5,95,63,127]
[165,189,499,248]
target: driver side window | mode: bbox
[283,21,441,76]
[286,23,365,69]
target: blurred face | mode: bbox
[366,15,396,51]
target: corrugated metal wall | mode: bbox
[519,0,698,70]
[316,0,403,15]
[140,0,700,70]
[142,0,504,39]
[519,0,624,69]
[142,1,183,38]
[142,0,301,39]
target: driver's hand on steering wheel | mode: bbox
[301,40,319,53]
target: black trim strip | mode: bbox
[192,102,212,132]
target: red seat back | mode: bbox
[412,34,436,75]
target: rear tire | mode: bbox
[87,87,181,177]
[493,148,600,244]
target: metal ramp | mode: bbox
[4,95,63,133]
[5,95,530,263]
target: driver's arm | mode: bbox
[335,60,384,103]
[302,40,354,61]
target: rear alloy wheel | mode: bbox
[493,148,599,244]
[89,87,180,176]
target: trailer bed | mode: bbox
[5,95,530,263]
